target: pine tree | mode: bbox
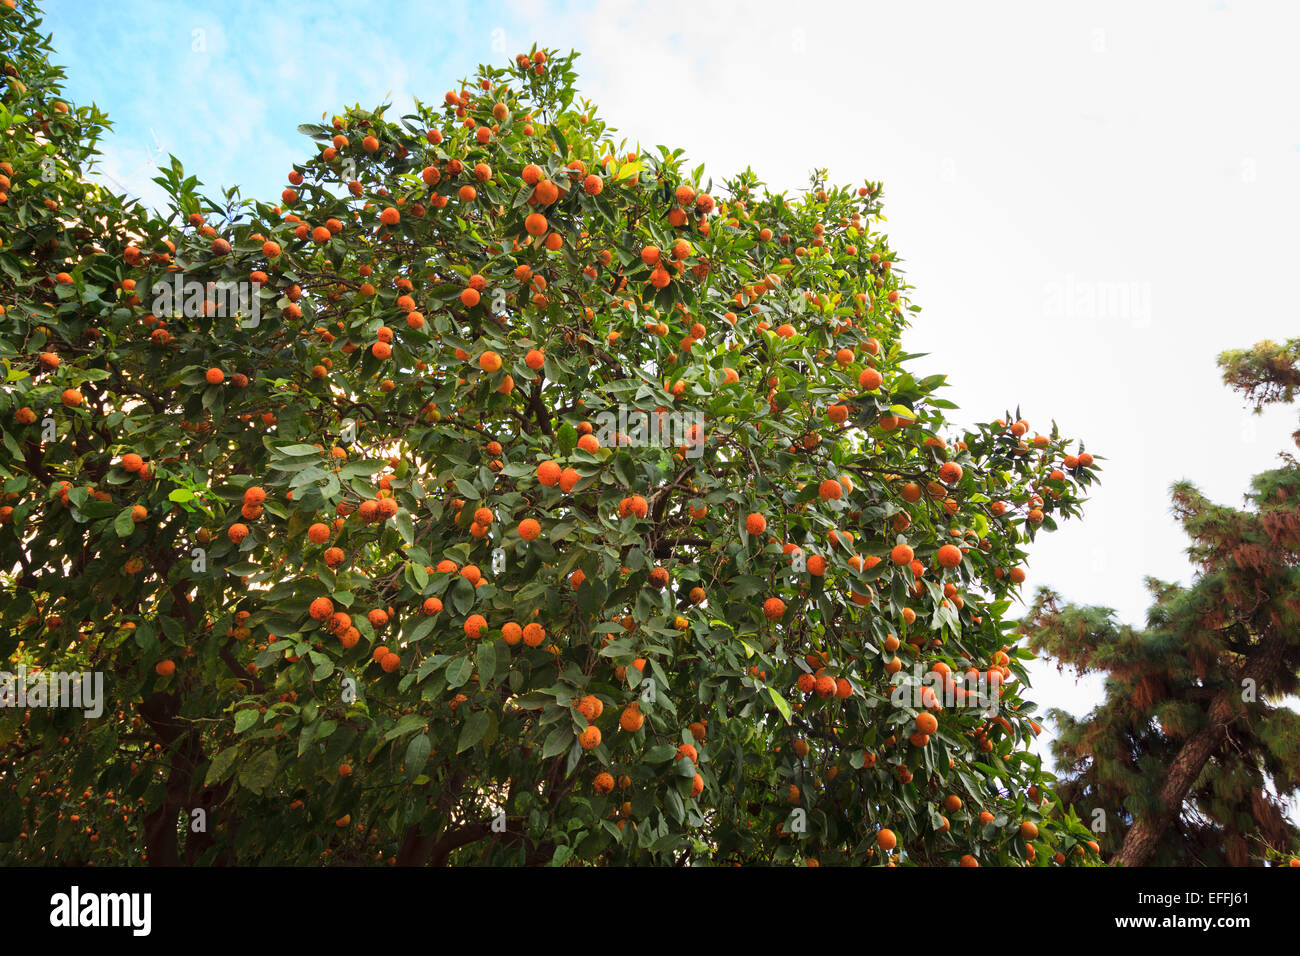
[1022,339,1300,867]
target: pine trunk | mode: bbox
[1114,628,1287,866]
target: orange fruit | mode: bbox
[525,212,548,236]
[859,367,883,390]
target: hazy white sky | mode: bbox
[47,0,1300,765]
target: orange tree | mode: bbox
[0,2,1102,865]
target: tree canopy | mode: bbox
[1,2,1102,866]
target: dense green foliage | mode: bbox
[1,2,1100,866]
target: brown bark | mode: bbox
[394,769,466,866]
[1114,627,1288,867]
[137,690,232,866]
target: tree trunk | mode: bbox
[1114,628,1287,867]
[138,690,232,865]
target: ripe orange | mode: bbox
[535,179,559,204]
[859,367,883,390]
[620,705,644,732]
[525,212,548,236]
[936,544,962,569]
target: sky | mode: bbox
[37,0,1300,770]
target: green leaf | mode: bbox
[405,616,437,644]
[113,507,135,538]
[404,734,431,780]
[203,746,240,787]
[767,687,792,724]
[476,640,497,687]
[238,750,279,795]
[557,422,577,456]
[395,509,414,546]
[549,123,568,157]
[542,724,570,759]
[457,710,490,753]
[446,656,473,688]
[665,787,685,823]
